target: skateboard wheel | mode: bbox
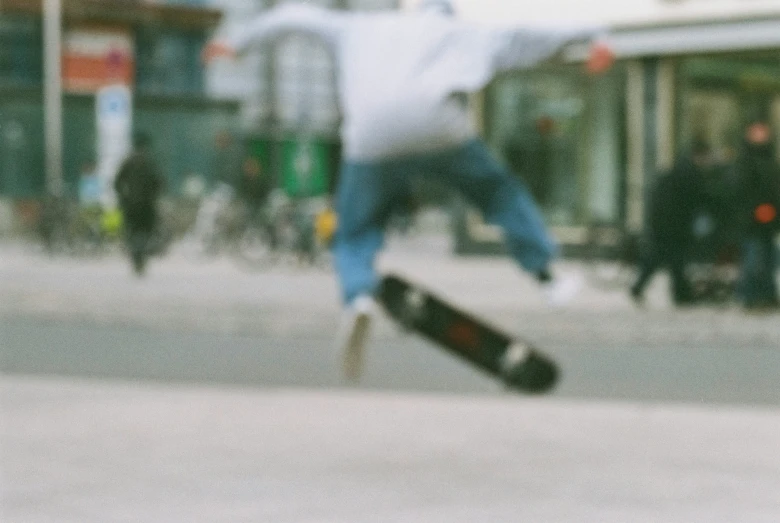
[400,288,427,326]
[503,350,559,394]
[500,342,531,373]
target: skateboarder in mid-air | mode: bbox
[204,0,614,379]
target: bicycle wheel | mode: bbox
[233,223,277,269]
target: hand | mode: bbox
[202,40,236,64]
[586,41,614,75]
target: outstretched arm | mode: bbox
[203,4,347,62]
[492,24,611,74]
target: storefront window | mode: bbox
[486,68,624,227]
[136,28,205,95]
[0,16,43,87]
[273,34,340,134]
[678,54,780,163]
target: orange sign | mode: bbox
[63,26,134,93]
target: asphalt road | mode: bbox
[5,315,780,406]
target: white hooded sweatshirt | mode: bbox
[227,4,601,162]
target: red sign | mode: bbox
[63,26,134,93]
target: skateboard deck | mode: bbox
[377,274,559,394]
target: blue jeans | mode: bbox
[738,236,779,307]
[333,139,557,304]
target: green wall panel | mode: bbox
[0,97,44,198]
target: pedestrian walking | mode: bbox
[114,133,165,276]
[630,141,713,306]
[729,117,780,310]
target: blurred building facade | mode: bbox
[0,0,399,233]
[209,0,780,253]
[5,0,780,251]
[0,0,237,231]
[436,0,780,253]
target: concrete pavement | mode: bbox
[3,376,780,522]
[0,378,780,523]
[3,235,780,522]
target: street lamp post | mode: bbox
[43,0,64,196]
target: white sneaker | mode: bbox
[541,270,583,308]
[337,295,375,382]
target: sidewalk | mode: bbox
[1,234,778,349]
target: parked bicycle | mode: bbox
[186,190,332,270]
[265,195,332,269]
[38,196,119,257]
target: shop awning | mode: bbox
[404,0,780,60]
[566,15,780,60]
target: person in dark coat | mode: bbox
[114,133,165,275]
[235,156,272,218]
[630,141,712,305]
[729,119,780,310]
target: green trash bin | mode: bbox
[280,136,330,198]
[245,136,272,174]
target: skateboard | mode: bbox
[377,274,559,394]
